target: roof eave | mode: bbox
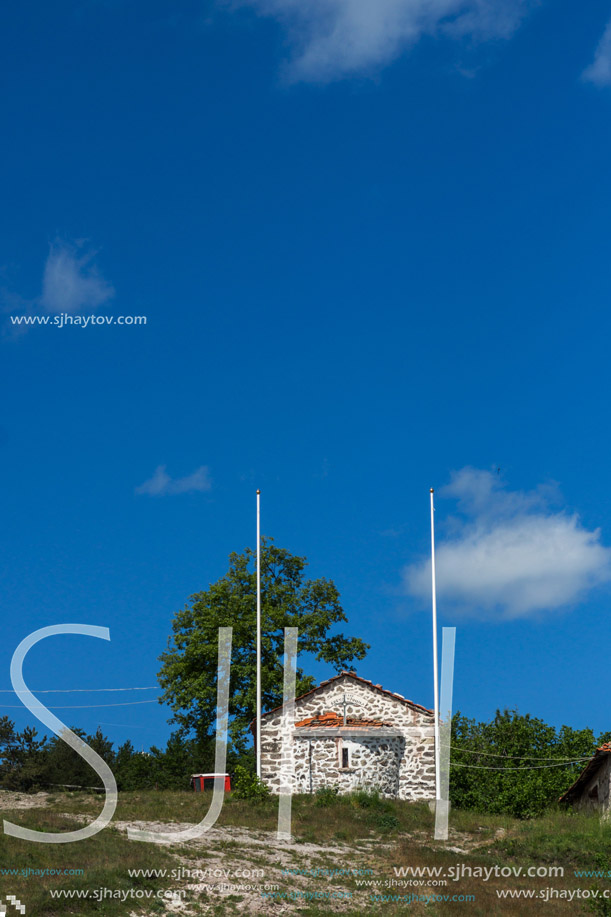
[249,671,433,730]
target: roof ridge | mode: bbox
[250,671,433,728]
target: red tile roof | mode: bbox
[249,671,433,733]
[294,710,393,729]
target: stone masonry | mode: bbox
[560,743,611,818]
[256,672,435,800]
[578,755,611,815]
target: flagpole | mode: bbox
[256,489,262,779]
[430,487,441,801]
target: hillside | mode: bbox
[2,789,611,915]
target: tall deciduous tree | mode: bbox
[158,539,369,755]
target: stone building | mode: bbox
[560,742,611,816]
[254,671,435,800]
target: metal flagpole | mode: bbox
[256,490,262,779]
[430,487,441,801]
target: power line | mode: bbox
[444,744,595,762]
[450,759,589,771]
[0,686,159,694]
[97,722,154,729]
[0,700,161,709]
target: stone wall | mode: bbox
[575,756,611,817]
[259,675,435,800]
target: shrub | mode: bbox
[349,788,386,810]
[314,786,340,807]
[231,765,270,801]
[375,813,400,831]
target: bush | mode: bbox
[349,788,387,810]
[375,813,400,831]
[231,765,270,801]
[314,786,340,807]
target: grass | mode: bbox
[4,789,611,914]
[492,808,611,866]
[0,809,179,916]
[50,787,431,844]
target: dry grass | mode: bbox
[0,808,177,916]
[2,790,611,915]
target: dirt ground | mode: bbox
[0,790,50,811]
[112,817,380,915]
[0,791,515,916]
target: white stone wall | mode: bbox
[259,675,435,800]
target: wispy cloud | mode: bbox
[583,20,611,87]
[403,467,611,619]
[227,0,536,82]
[135,465,212,496]
[2,239,114,339]
[40,241,114,314]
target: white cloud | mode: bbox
[227,0,536,82]
[40,241,114,314]
[583,20,611,87]
[403,468,611,618]
[135,465,212,496]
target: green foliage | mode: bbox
[0,718,221,794]
[314,785,339,807]
[375,812,400,831]
[450,708,600,818]
[157,538,369,755]
[585,894,611,916]
[348,787,397,832]
[584,853,611,915]
[0,719,114,792]
[0,720,48,790]
[112,732,220,791]
[349,788,386,809]
[231,764,270,801]
[114,745,160,790]
[42,727,115,791]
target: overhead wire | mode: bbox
[450,759,590,771]
[0,685,162,709]
[0,700,160,709]
[0,686,159,694]
[443,744,595,762]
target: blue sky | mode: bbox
[2,0,611,754]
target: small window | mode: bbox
[342,748,349,769]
